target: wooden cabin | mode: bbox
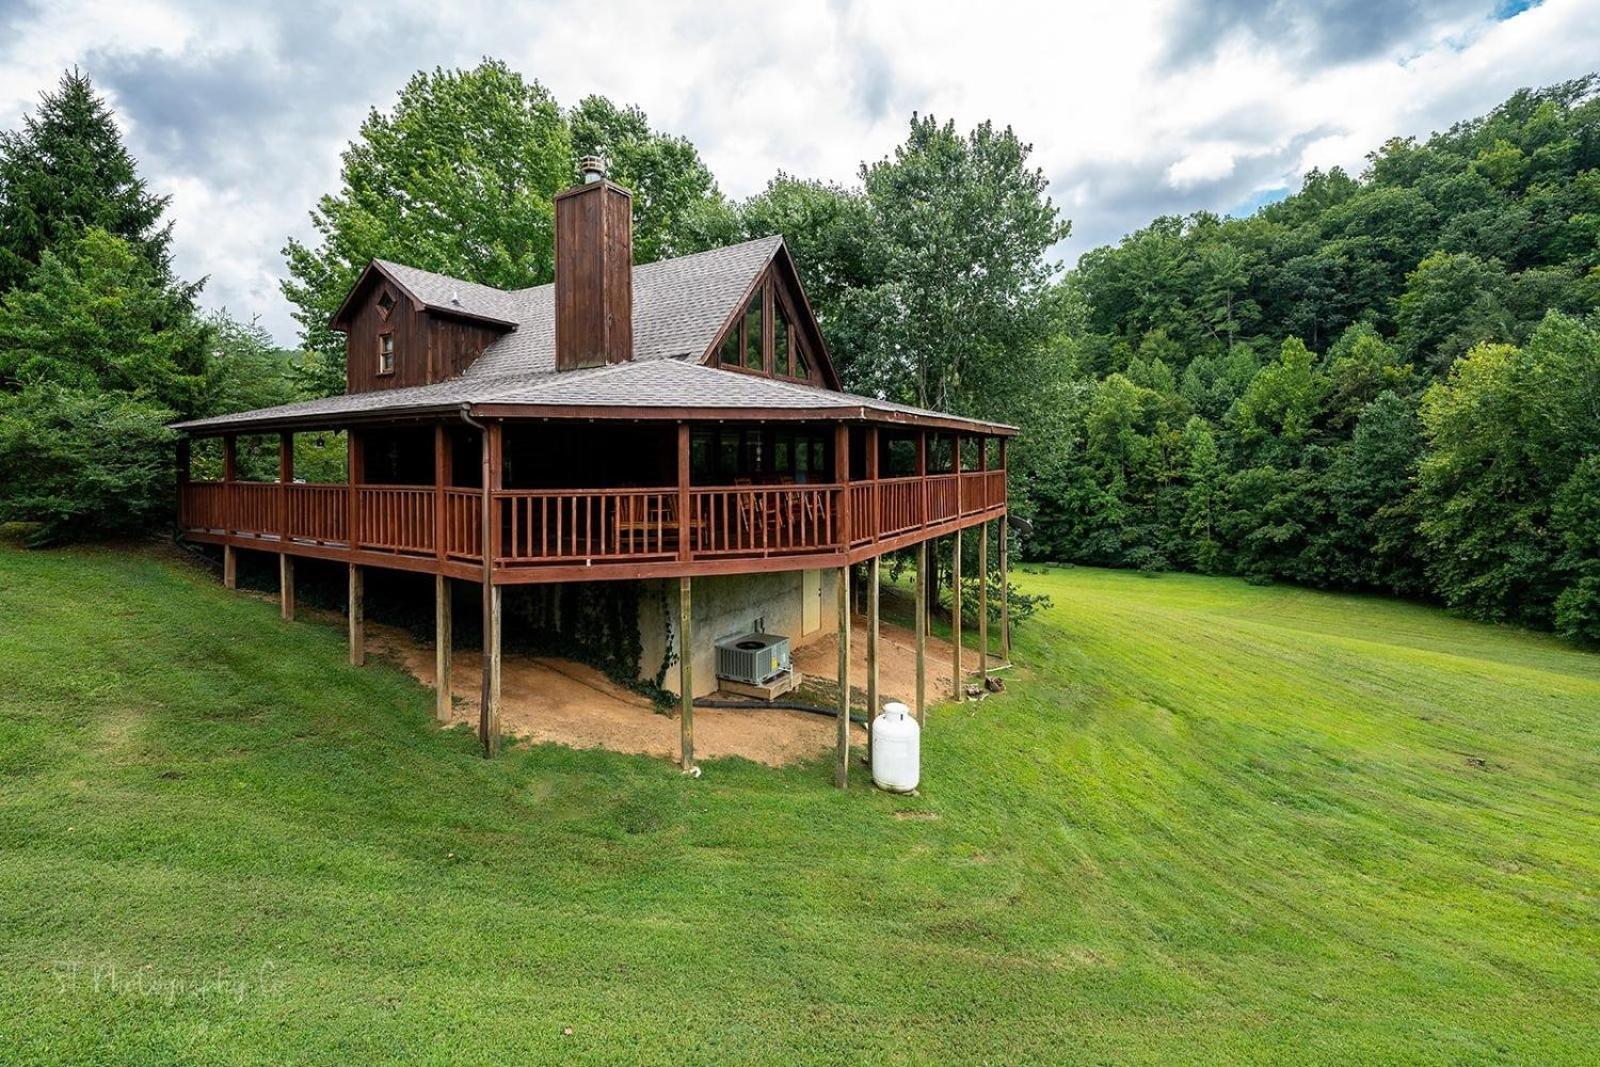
[172,158,1014,785]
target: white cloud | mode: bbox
[1168,146,1239,188]
[1,0,1596,346]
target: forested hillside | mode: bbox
[1025,76,1600,642]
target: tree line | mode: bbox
[2,61,1596,642]
[1031,76,1600,643]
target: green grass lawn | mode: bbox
[2,546,1598,1064]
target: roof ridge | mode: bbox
[505,234,784,295]
[374,235,786,299]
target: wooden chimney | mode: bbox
[554,156,634,370]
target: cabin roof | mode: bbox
[171,358,1016,435]
[174,233,1014,436]
[348,235,788,376]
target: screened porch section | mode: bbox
[177,418,1009,579]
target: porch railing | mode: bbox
[693,485,840,558]
[178,471,1004,569]
[285,484,347,544]
[497,489,678,563]
[357,485,435,555]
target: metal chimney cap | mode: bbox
[578,155,606,183]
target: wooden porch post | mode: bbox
[951,528,963,701]
[277,432,295,620]
[834,422,851,550]
[346,429,364,554]
[915,429,928,530]
[866,552,880,765]
[434,424,450,563]
[348,564,364,666]
[679,576,695,770]
[978,519,989,681]
[999,439,1010,666]
[835,565,851,789]
[677,422,691,562]
[222,433,237,588]
[480,421,502,757]
[278,431,293,541]
[435,575,452,722]
[865,424,880,544]
[914,540,927,727]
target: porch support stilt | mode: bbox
[480,583,501,757]
[951,528,963,701]
[835,565,851,789]
[999,438,1011,667]
[435,575,452,722]
[914,540,927,727]
[223,545,237,590]
[279,554,295,621]
[679,575,694,770]
[479,420,501,758]
[978,519,989,680]
[867,553,880,763]
[1000,515,1011,666]
[347,563,364,666]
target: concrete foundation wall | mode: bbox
[637,567,838,698]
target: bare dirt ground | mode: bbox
[362,615,977,767]
[366,624,863,767]
[794,613,981,708]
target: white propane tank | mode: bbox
[871,701,920,793]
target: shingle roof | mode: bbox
[372,260,528,326]
[171,359,1015,434]
[172,235,1015,435]
[369,235,782,378]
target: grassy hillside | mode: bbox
[2,546,1598,1064]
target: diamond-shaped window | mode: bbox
[377,289,397,319]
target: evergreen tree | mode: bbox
[0,228,209,414]
[0,70,175,293]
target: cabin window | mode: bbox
[793,341,811,380]
[377,332,395,375]
[718,325,740,366]
[743,292,763,370]
[774,306,791,376]
[377,288,397,320]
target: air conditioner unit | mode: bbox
[715,632,792,685]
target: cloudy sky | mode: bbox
[1,0,1596,344]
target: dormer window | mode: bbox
[377,332,395,376]
[377,288,397,320]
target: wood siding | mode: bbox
[425,315,502,383]
[344,280,503,393]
